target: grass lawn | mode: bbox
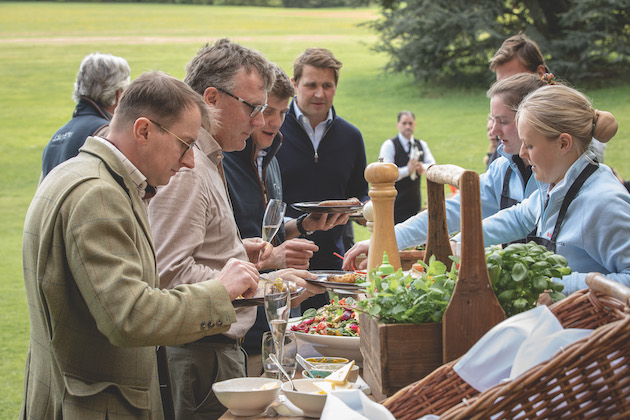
[1,2,629,416]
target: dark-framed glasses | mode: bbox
[148,119,196,159]
[216,87,267,118]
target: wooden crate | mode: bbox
[359,313,443,401]
[399,249,425,270]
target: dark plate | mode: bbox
[291,201,363,214]
[233,286,305,307]
[305,270,368,291]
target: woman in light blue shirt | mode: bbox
[454,84,628,294]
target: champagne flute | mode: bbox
[264,279,291,380]
[260,199,286,260]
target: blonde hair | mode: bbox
[486,73,545,111]
[516,85,618,156]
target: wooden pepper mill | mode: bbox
[365,159,401,274]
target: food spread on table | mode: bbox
[290,297,360,337]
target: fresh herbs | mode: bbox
[358,255,458,324]
[486,242,571,317]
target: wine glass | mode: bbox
[260,199,286,260]
[263,279,291,380]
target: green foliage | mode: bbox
[359,255,458,324]
[365,0,630,86]
[486,242,571,317]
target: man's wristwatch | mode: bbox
[296,214,314,236]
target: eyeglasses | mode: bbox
[148,119,196,159]
[216,87,267,118]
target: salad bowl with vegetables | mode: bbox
[290,296,362,362]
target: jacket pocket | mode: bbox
[63,372,151,414]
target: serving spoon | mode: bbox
[296,354,316,378]
[270,353,295,390]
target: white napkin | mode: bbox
[321,389,396,420]
[454,305,591,392]
[510,327,591,379]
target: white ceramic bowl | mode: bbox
[293,330,362,362]
[282,378,359,418]
[282,379,328,418]
[212,377,282,416]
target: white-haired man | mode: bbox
[42,52,131,177]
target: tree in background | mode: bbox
[359,0,630,86]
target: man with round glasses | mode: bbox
[147,39,323,419]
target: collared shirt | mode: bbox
[147,128,255,339]
[379,133,418,181]
[256,149,267,181]
[94,136,154,200]
[293,100,333,151]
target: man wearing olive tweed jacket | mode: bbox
[20,71,260,419]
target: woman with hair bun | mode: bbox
[462,84,630,295]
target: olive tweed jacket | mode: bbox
[21,137,237,419]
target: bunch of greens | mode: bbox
[486,242,572,317]
[358,255,458,324]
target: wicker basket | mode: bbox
[382,273,630,419]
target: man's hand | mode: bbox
[215,258,259,300]
[267,269,326,307]
[242,237,272,270]
[260,238,319,270]
[342,239,370,271]
[304,212,350,231]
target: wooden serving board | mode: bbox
[424,164,505,363]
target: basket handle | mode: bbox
[586,272,630,306]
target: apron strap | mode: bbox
[500,165,515,210]
[548,161,598,245]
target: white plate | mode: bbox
[292,330,362,363]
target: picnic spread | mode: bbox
[216,161,630,419]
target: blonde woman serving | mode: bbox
[454,84,629,295]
